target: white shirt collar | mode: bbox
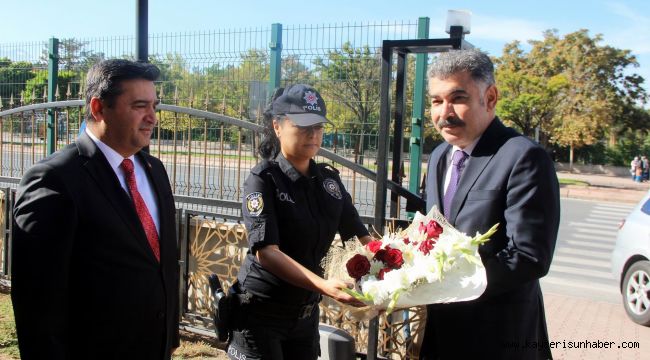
[451,136,481,156]
[85,127,135,169]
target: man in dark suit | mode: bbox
[420,50,560,359]
[11,59,179,359]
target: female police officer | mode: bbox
[227,84,372,359]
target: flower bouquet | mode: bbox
[323,206,498,314]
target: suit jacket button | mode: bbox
[157,311,165,319]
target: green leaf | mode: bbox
[341,287,373,303]
[472,223,499,245]
[386,290,402,315]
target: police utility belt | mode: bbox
[231,290,320,320]
[210,277,321,343]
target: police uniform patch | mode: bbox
[245,192,264,216]
[323,178,342,200]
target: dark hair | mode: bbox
[258,87,286,159]
[85,59,160,122]
[427,49,495,87]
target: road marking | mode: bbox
[571,232,617,241]
[569,221,619,230]
[552,254,610,268]
[583,218,621,225]
[564,239,614,250]
[546,200,635,302]
[591,209,633,216]
[594,203,636,210]
[548,264,613,279]
[541,276,618,295]
[556,247,613,260]
[588,212,624,219]
[573,228,618,237]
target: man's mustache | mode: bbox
[436,117,465,128]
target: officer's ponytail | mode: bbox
[258,87,285,159]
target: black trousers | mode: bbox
[226,300,320,360]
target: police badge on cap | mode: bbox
[245,192,264,216]
[271,84,332,127]
[323,178,342,200]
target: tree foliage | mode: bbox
[0,58,36,102]
[313,43,381,161]
[495,30,648,163]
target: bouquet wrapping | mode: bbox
[323,206,498,314]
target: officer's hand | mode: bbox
[321,278,367,307]
[358,235,378,246]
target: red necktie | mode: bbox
[121,159,160,261]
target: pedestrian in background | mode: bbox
[641,155,650,181]
[630,156,640,181]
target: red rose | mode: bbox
[419,239,435,255]
[374,249,388,262]
[425,220,443,239]
[403,237,410,245]
[378,267,393,280]
[384,248,404,269]
[366,240,383,253]
[346,254,371,280]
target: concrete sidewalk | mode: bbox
[546,171,649,359]
[557,171,649,204]
[544,293,650,360]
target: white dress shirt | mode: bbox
[443,137,481,195]
[85,128,160,235]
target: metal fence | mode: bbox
[0,20,432,358]
[0,20,429,217]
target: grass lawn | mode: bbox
[173,331,228,360]
[558,178,590,186]
[0,292,19,359]
[0,289,227,359]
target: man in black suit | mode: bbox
[11,59,179,359]
[420,50,560,359]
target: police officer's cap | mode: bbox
[271,84,331,126]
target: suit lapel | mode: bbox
[77,133,159,263]
[435,145,451,212]
[426,144,450,213]
[447,119,505,223]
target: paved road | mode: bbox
[541,198,635,304]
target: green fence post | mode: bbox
[47,37,59,155]
[268,23,283,96]
[409,17,429,210]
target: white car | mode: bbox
[611,190,650,326]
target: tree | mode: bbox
[0,58,36,102]
[546,30,645,165]
[494,30,647,166]
[313,42,381,163]
[21,69,79,103]
[282,55,312,83]
[37,39,105,72]
[495,42,569,144]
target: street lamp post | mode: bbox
[369,10,475,360]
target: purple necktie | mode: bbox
[443,150,468,219]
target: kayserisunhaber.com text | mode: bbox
[503,340,640,350]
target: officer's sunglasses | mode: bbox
[294,124,325,135]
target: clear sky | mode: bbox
[2,0,649,90]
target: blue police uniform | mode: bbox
[227,152,369,360]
